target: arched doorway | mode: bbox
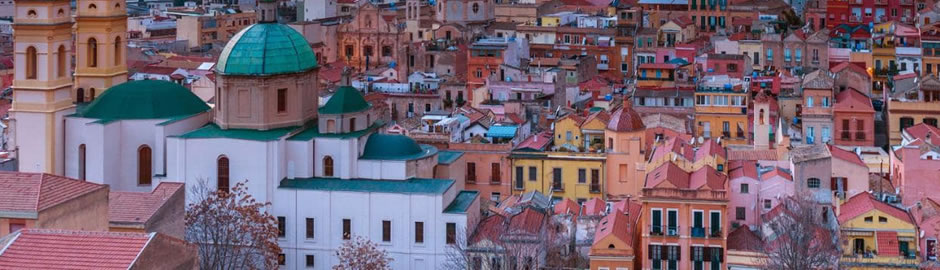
[138,145,152,185]
[217,155,229,192]
[323,156,334,177]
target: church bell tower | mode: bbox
[11,0,75,173]
[74,0,128,101]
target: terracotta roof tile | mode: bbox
[645,162,690,188]
[607,102,645,132]
[553,198,581,216]
[582,198,606,216]
[592,209,631,247]
[0,172,106,214]
[727,226,763,252]
[508,208,546,234]
[695,139,727,161]
[581,111,611,128]
[690,166,727,190]
[0,229,151,269]
[109,182,183,225]
[760,167,792,181]
[876,231,900,257]
[728,160,758,180]
[828,145,866,168]
[903,123,940,143]
[727,148,779,161]
[838,193,913,224]
[833,88,874,113]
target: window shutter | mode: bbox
[704,246,712,262]
[649,245,655,259]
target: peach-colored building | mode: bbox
[640,162,729,270]
[833,88,876,146]
[911,197,940,264]
[448,142,513,204]
[891,123,940,207]
[589,200,643,270]
[828,145,870,201]
[605,102,648,200]
[728,160,760,227]
[0,172,109,238]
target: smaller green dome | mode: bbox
[216,23,318,76]
[319,86,371,114]
[76,80,210,120]
[361,134,438,160]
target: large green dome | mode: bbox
[76,80,210,120]
[360,134,438,160]
[216,23,318,76]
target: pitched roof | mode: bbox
[837,193,914,224]
[645,162,690,188]
[0,229,152,269]
[727,148,779,161]
[553,198,581,216]
[0,172,107,215]
[470,215,508,245]
[760,167,792,181]
[508,208,547,234]
[650,137,694,163]
[581,110,611,128]
[109,182,183,226]
[727,226,763,252]
[728,160,758,180]
[830,61,870,77]
[694,139,727,162]
[582,198,606,216]
[515,131,553,151]
[689,166,728,190]
[801,69,834,89]
[592,208,632,249]
[828,145,866,168]
[642,113,688,133]
[833,88,874,113]
[903,123,940,143]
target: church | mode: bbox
[11,0,479,268]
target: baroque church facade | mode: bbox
[12,0,480,269]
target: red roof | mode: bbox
[507,113,525,125]
[0,172,106,214]
[515,131,554,151]
[760,167,792,181]
[582,198,606,216]
[581,110,610,128]
[593,208,631,247]
[508,208,546,234]
[553,198,581,216]
[727,226,763,251]
[607,102,646,132]
[650,137,694,162]
[579,76,612,90]
[904,123,940,143]
[830,62,870,77]
[876,231,900,257]
[109,182,183,225]
[828,145,866,168]
[318,62,349,84]
[689,165,728,190]
[729,160,758,180]
[833,88,874,113]
[694,139,727,162]
[0,229,151,269]
[838,193,914,224]
[470,215,507,244]
[645,162,690,188]
[727,148,778,161]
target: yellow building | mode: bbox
[838,193,920,269]
[74,0,128,100]
[510,151,606,202]
[553,111,610,152]
[739,40,763,70]
[886,75,940,145]
[694,80,750,145]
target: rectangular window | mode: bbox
[552,168,562,190]
[467,163,476,183]
[491,163,500,183]
[736,207,746,220]
[306,255,315,268]
[305,218,314,239]
[529,167,537,181]
[278,216,286,238]
[591,169,600,193]
[446,223,456,244]
[382,220,391,242]
[652,209,663,234]
[710,212,721,237]
[667,209,678,236]
[278,254,286,265]
[277,88,287,113]
[766,49,773,61]
[578,168,586,183]
[764,199,771,209]
[808,178,821,188]
[415,221,424,243]
[515,166,524,189]
[740,183,749,194]
[343,219,351,240]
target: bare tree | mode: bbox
[761,195,840,270]
[443,210,564,270]
[333,236,393,270]
[185,180,281,269]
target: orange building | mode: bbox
[605,101,649,200]
[640,162,729,270]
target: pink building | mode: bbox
[833,88,876,146]
[911,197,940,264]
[828,145,870,200]
[757,166,795,216]
[891,123,940,207]
[728,160,760,227]
[704,53,752,79]
[448,143,513,204]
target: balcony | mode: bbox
[690,227,723,238]
[590,184,601,193]
[841,254,920,268]
[553,182,563,191]
[650,225,680,237]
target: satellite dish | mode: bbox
[698,136,704,144]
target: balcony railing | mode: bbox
[553,182,563,191]
[841,132,851,140]
[841,254,920,267]
[651,225,680,236]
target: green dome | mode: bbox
[216,23,318,76]
[361,134,438,160]
[319,86,371,114]
[76,80,210,120]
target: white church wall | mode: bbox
[314,137,358,179]
[356,159,407,180]
[117,119,168,192]
[174,137,275,203]
[286,139,315,178]
[155,112,211,176]
[64,117,95,181]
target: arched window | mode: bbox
[26,9,36,17]
[76,88,85,103]
[217,156,230,193]
[57,9,64,16]
[323,156,334,177]
[57,45,66,78]
[138,145,152,185]
[114,2,120,8]
[78,144,86,180]
[114,37,121,66]
[349,117,356,132]
[87,38,98,67]
[89,88,96,101]
[608,244,615,249]
[88,3,96,9]
[759,109,765,125]
[472,3,480,13]
[25,46,37,79]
